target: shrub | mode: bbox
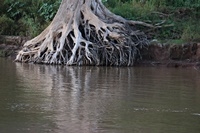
[181,22,200,41]
[0,15,16,35]
[38,1,61,22]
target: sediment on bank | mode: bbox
[0,35,29,58]
[139,42,200,67]
[0,35,200,67]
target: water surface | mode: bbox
[0,58,200,133]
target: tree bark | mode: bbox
[15,0,149,66]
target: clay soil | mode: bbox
[0,36,29,59]
[139,42,200,68]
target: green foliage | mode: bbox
[181,21,200,41]
[4,0,25,21]
[0,0,61,37]
[103,0,200,41]
[38,3,56,22]
[0,15,16,35]
[164,0,200,8]
[38,0,61,22]
[0,0,199,41]
[18,17,39,37]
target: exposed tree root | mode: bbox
[15,0,149,66]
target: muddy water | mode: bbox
[0,58,200,133]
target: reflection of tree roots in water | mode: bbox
[15,63,134,91]
[15,63,135,132]
[14,63,200,132]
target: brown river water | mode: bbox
[0,58,200,133]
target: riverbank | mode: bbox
[1,36,200,68]
[139,42,200,68]
[0,35,28,59]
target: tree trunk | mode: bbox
[15,0,149,66]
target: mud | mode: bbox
[0,35,28,59]
[139,42,200,68]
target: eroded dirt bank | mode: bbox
[0,36,29,59]
[1,35,200,67]
[139,42,200,67]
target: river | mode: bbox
[0,58,200,133]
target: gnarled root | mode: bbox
[15,0,149,66]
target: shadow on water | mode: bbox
[0,58,200,133]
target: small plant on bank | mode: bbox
[0,15,16,35]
